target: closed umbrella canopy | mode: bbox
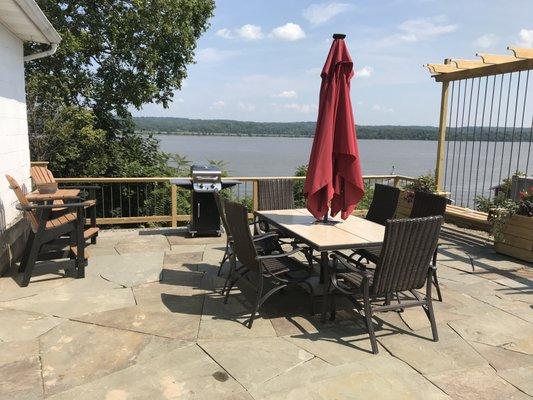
[304,34,365,220]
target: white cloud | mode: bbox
[518,28,533,47]
[216,28,233,39]
[474,34,498,49]
[357,66,374,78]
[303,2,354,26]
[372,104,394,113]
[237,24,264,40]
[270,23,306,41]
[212,100,226,109]
[216,24,263,40]
[273,90,298,98]
[285,103,317,113]
[196,48,238,62]
[175,98,185,103]
[380,16,457,46]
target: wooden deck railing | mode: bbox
[52,175,418,227]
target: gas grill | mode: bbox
[171,165,240,237]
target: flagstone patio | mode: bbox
[0,226,531,399]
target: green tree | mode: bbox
[26,0,215,177]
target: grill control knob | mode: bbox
[199,184,204,189]
[210,184,215,189]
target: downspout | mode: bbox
[23,42,58,62]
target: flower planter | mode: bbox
[395,194,413,218]
[494,214,533,262]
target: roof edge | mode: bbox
[13,0,61,44]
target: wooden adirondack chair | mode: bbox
[30,166,99,244]
[6,175,89,287]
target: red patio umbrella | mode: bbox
[304,34,365,221]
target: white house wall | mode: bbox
[0,23,31,232]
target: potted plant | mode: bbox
[490,186,533,262]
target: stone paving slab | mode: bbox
[0,357,43,400]
[47,344,248,400]
[427,365,531,400]
[76,305,201,340]
[0,308,61,341]
[1,278,135,318]
[89,252,165,287]
[199,337,314,390]
[39,320,183,396]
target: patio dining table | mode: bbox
[254,208,385,283]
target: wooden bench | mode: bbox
[30,166,100,244]
[445,205,490,231]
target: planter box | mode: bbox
[395,194,412,218]
[494,214,533,263]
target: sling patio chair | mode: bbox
[30,165,100,245]
[323,216,443,354]
[213,191,282,291]
[6,175,90,287]
[223,199,315,328]
[345,189,447,302]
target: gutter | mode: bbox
[23,42,58,62]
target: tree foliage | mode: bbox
[26,0,215,177]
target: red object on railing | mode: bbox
[304,34,365,220]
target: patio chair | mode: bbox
[349,190,447,302]
[30,165,100,244]
[5,175,89,287]
[213,191,281,283]
[223,199,314,328]
[324,216,443,354]
[344,183,400,264]
[254,178,294,236]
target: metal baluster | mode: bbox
[489,74,505,200]
[515,70,529,173]
[481,76,497,200]
[507,71,522,179]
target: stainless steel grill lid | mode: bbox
[190,165,222,192]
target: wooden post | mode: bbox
[435,59,451,192]
[171,184,177,228]
[252,180,259,211]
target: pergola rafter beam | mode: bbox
[425,45,533,82]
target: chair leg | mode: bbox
[248,289,263,329]
[363,286,379,354]
[19,231,35,273]
[75,215,85,279]
[218,241,230,277]
[433,272,443,302]
[425,269,439,342]
[21,239,40,287]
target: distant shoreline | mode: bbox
[136,131,441,140]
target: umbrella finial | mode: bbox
[333,33,346,39]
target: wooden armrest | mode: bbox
[16,202,92,211]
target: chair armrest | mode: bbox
[16,202,92,211]
[252,232,279,242]
[330,253,372,279]
[255,245,305,260]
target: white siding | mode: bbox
[0,23,30,231]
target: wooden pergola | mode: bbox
[425,46,533,193]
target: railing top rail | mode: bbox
[55,174,415,183]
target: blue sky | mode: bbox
[134,0,533,125]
